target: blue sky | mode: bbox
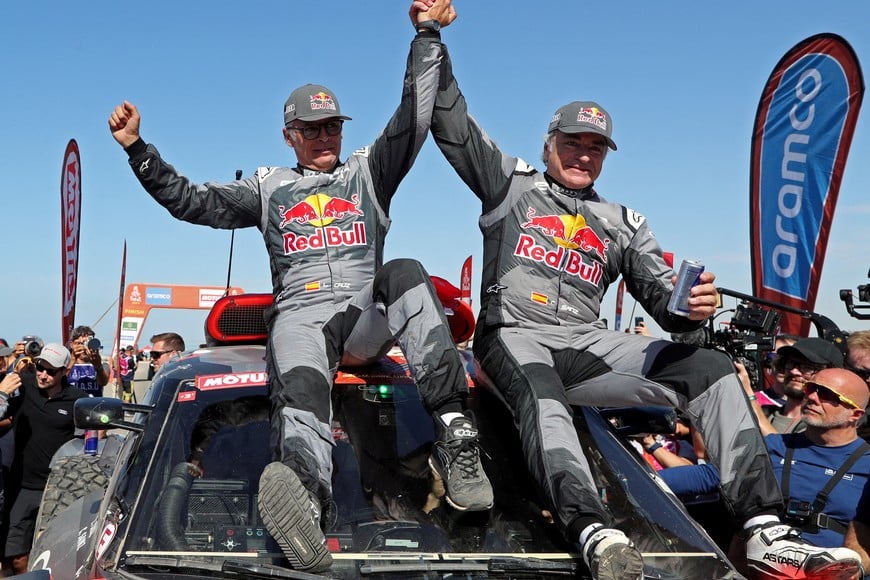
[2,1,870,348]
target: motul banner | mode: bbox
[61,140,81,345]
[750,33,863,336]
[114,241,127,368]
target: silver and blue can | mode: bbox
[667,259,705,317]
[84,430,98,456]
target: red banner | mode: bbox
[60,140,81,345]
[614,278,625,331]
[459,255,472,306]
[750,34,864,335]
[114,242,127,374]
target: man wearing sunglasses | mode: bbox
[2,343,88,575]
[108,1,493,573]
[764,367,870,550]
[149,332,185,375]
[747,337,844,437]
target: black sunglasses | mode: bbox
[35,363,62,376]
[150,350,168,359]
[287,120,343,140]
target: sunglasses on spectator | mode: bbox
[287,120,343,140]
[781,359,827,375]
[804,381,860,409]
[35,363,62,376]
[150,350,169,359]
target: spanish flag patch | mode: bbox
[305,281,321,292]
[530,292,549,305]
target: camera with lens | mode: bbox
[21,335,44,358]
[87,337,102,351]
[707,303,779,390]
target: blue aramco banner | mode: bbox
[750,33,863,336]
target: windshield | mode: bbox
[106,353,737,579]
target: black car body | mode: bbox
[27,293,742,579]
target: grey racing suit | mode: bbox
[431,47,782,539]
[123,30,468,504]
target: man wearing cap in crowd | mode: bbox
[426,10,862,578]
[2,343,88,575]
[744,337,844,437]
[108,0,492,573]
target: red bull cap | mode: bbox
[548,101,616,150]
[284,83,352,125]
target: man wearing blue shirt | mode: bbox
[766,366,870,547]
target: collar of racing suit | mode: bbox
[543,172,597,200]
[295,159,345,176]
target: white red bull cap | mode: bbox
[284,83,352,125]
[548,101,617,150]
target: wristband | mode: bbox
[646,442,663,454]
[748,394,757,402]
[416,19,441,34]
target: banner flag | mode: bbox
[460,255,472,306]
[750,33,863,336]
[614,278,625,331]
[61,140,81,345]
[111,242,127,384]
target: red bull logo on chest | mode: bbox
[278,193,366,255]
[516,207,610,286]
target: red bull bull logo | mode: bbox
[577,107,607,131]
[277,193,366,255]
[517,207,609,286]
[309,91,338,113]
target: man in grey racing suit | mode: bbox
[429,41,862,580]
[108,0,492,572]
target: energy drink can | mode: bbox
[84,430,98,456]
[667,259,705,317]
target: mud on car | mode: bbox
[28,290,742,579]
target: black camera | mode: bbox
[731,304,780,334]
[87,337,102,351]
[22,335,44,357]
[783,499,813,526]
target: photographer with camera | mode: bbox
[765,367,870,548]
[741,338,843,437]
[67,325,108,397]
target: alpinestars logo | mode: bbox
[762,550,807,569]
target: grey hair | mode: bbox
[541,132,555,165]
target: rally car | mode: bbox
[26,289,742,579]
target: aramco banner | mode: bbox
[750,33,863,336]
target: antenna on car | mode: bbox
[224,169,243,296]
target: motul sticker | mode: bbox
[196,372,268,391]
